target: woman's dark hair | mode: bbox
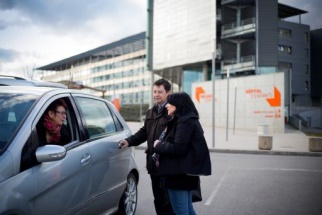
[46,99,67,114]
[167,92,199,117]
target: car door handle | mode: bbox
[80,154,91,164]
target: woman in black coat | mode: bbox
[153,92,211,215]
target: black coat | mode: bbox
[154,113,212,176]
[38,124,71,146]
[125,105,171,175]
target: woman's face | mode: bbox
[49,105,66,125]
[165,103,176,116]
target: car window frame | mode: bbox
[72,94,123,140]
[19,94,81,172]
[32,95,77,145]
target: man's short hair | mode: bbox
[154,79,171,92]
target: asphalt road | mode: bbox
[134,149,322,215]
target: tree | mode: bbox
[22,52,40,80]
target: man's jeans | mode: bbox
[167,189,196,215]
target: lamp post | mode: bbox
[140,73,145,126]
[212,52,216,148]
[226,68,230,141]
[233,79,237,134]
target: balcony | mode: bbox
[221,17,256,39]
[221,0,254,6]
[222,55,255,75]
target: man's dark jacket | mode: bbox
[125,105,170,175]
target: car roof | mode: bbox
[0,86,63,95]
[0,75,67,88]
[0,86,103,99]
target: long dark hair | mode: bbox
[167,92,199,117]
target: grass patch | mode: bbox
[304,132,322,137]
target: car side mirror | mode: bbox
[35,145,67,162]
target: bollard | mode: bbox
[258,136,272,150]
[308,137,322,152]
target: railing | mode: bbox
[222,55,256,74]
[223,55,255,66]
[289,116,302,131]
[222,17,255,31]
[221,0,237,4]
[241,55,254,63]
[242,17,255,25]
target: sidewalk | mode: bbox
[126,121,322,157]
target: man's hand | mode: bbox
[118,139,129,149]
[153,139,160,147]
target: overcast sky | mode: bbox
[0,0,321,79]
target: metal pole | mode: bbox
[289,68,292,119]
[212,52,216,148]
[140,77,143,126]
[233,80,237,135]
[226,68,229,141]
[147,0,154,109]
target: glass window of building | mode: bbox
[278,62,292,72]
[304,32,309,42]
[279,28,292,37]
[278,45,292,55]
[305,65,309,74]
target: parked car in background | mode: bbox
[0,86,139,215]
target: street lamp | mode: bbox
[226,68,230,141]
[212,52,216,148]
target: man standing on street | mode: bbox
[118,78,174,215]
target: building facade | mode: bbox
[38,32,152,106]
[37,0,320,129]
[149,0,315,131]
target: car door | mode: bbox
[73,95,131,213]
[29,95,92,215]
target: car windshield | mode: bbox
[0,93,37,151]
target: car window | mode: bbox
[74,97,117,139]
[20,97,77,172]
[35,98,75,146]
[0,93,37,151]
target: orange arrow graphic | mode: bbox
[266,86,281,107]
[195,87,205,103]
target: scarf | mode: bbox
[43,114,62,143]
[154,127,167,168]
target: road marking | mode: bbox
[204,166,231,206]
[204,166,322,206]
[233,167,322,173]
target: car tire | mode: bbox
[117,173,138,215]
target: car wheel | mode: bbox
[117,173,137,215]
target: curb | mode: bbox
[134,146,322,157]
[210,149,322,157]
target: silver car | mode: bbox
[0,86,139,215]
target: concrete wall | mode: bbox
[298,108,322,128]
[192,72,285,133]
[153,0,216,70]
